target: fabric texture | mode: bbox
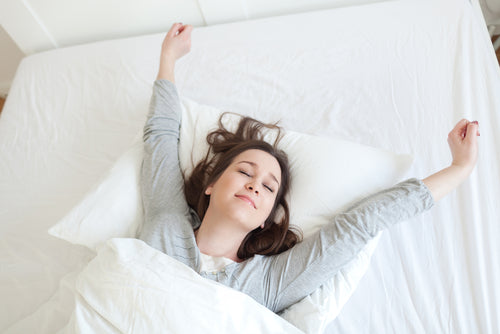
[61,238,306,334]
[3,1,498,332]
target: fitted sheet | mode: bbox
[1,0,499,332]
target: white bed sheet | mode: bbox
[1,0,499,332]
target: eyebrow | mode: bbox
[237,161,280,186]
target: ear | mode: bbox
[260,222,265,229]
[205,185,212,195]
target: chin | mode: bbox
[229,214,263,233]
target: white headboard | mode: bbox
[1,0,389,55]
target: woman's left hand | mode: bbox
[422,119,480,202]
[448,119,480,175]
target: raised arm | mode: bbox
[263,178,434,312]
[262,120,480,312]
[141,23,193,219]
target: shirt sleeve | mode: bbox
[263,178,434,313]
[140,79,191,225]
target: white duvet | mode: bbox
[59,236,379,334]
[62,239,303,334]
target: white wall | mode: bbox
[0,0,387,95]
[0,25,24,97]
[1,0,384,53]
[2,0,497,95]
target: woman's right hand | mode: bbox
[160,23,193,64]
[157,23,193,82]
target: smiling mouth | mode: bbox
[235,195,256,209]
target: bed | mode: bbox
[1,0,499,332]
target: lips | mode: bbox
[235,195,256,209]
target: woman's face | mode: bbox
[205,149,282,232]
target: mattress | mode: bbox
[1,0,499,332]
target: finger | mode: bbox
[464,120,480,138]
[179,24,193,36]
[449,119,468,140]
[168,23,179,33]
[465,122,479,144]
[471,120,480,136]
[452,119,469,134]
[168,22,183,36]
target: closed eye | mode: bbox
[239,170,251,177]
[239,169,274,193]
[264,184,274,193]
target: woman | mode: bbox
[139,23,480,313]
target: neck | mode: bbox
[195,210,247,263]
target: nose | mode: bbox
[246,183,259,195]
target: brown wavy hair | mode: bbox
[184,113,302,260]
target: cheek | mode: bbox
[214,173,238,190]
[263,194,278,213]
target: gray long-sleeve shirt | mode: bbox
[139,79,434,313]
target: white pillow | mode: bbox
[50,97,412,248]
[178,100,413,239]
[49,132,145,249]
[49,96,412,331]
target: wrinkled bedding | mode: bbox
[62,239,304,334]
[1,0,499,332]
